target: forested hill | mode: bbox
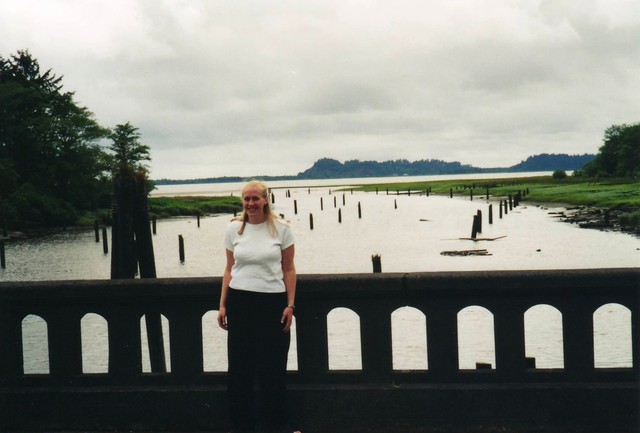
[295,153,595,179]
[154,153,594,184]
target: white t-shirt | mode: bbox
[224,219,295,293]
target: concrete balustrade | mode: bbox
[0,268,638,432]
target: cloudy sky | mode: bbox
[2,0,639,179]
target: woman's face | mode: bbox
[242,185,268,222]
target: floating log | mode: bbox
[459,235,507,242]
[441,249,492,256]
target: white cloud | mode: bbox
[1,0,639,179]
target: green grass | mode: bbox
[148,196,242,218]
[354,176,640,209]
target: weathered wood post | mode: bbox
[499,202,503,219]
[102,227,108,254]
[504,199,508,215]
[309,213,314,230]
[334,196,337,208]
[508,194,513,210]
[342,193,346,206]
[394,199,397,209]
[111,171,165,373]
[471,215,479,239]
[294,200,298,215]
[338,208,342,223]
[0,241,5,269]
[450,188,453,198]
[358,202,362,219]
[320,197,324,211]
[197,214,200,227]
[94,220,100,243]
[179,235,185,263]
[486,189,489,200]
[489,204,493,224]
[476,209,483,233]
[372,254,382,273]
[470,189,473,201]
[271,192,275,204]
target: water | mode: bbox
[5,173,638,373]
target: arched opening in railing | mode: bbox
[524,304,564,369]
[458,306,495,370]
[327,307,361,370]
[202,310,228,372]
[140,314,171,373]
[21,314,49,374]
[391,306,427,371]
[594,303,632,369]
[81,313,109,374]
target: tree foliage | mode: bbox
[0,50,111,228]
[582,123,640,178]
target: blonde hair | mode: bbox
[234,180,279,236]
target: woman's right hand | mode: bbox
[217,307,228,330]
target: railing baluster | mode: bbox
[47,311,83,380]
[168,307,204,379]
[108,308,142,381]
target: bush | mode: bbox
[552,170,568,180]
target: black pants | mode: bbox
[226,288,291,431]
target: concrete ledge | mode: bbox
[2,383,637,432]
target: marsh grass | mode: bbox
[149,196,241,218]
[356,176,640,208]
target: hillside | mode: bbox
[154,153,595,184]
[295,153,594,180]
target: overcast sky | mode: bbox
[2,0,639,179]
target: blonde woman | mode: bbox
[218,181,300,433]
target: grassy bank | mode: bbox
[148,196,242,218]
[355,175,640,228]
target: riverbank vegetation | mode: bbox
[148,196,241,219]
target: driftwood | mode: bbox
[459,235,506,241]
[441,249,492,256]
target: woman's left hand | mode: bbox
[281,306,294,332]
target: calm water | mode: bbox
[5,173,638,373]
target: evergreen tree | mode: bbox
[0,50,110,227]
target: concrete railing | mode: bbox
[0,268,638,432]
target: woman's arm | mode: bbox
[217,249,235,330]
[280,244,296,332]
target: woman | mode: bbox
[217,180,300,433]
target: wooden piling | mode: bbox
[358,202,362,219]
[309,213,314,230]
[342,193,346,206]
[197,214,200,227]
[489,204,493,224]
[179,235,185,263]
[372,254,382,273]
[476,210,483,233]
[471,215,480,239]
[486,189,489,200]
[338,208,342,223]
[0,241,5,269]
[294,200,298,215]
[450,188,453,198]
[499,202,503,219]
[271,193,275,204]
[470,189,473,201]
[102,227,108,254]
[504,199,508,215]
[508,195,513,210]
[394,199,397,209]
[320,197,324,211]
[334,196,337,208]
[94,220,100,243]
